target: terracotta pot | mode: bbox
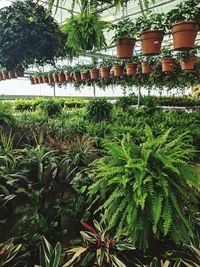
[38,76,44,83]
[65,73,72,82]
[2,71,10,80]
[16,70,24,77]
[43,76,49,83]
[34,77,39,84]
[116,38,136,58]
[30,77,35,85]
[113,65,123,77]
[180,56,196,70]
[171,21,199,50]
[48,76,54,84]
[53,74,59,83]
[90,69,100,80]
[161,57,175,72]
[73,72,81,81]
[8,71,16,79]
[100,68,110,78]
[80,72,89,80]
[58,73,66,82]
[141,62,152,74]
[0,72,3,81]
[126,63,137,76]
[14,72,18,78]
[141,30,164,55]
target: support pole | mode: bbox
[53,83,56,97]
[93,84,96,98]
[137,86,141,109]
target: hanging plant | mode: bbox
[135,12,167,55]
[0,0,67,71]
[166,0,200,50]
[160,48,175,72]
[176,48,198,71]
[61,10,108,55]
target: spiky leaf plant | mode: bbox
[88,126,200,249]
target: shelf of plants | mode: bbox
[0,0,200,266]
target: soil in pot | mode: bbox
[180,56,196,70]
[171,22,199,50]
[161,57,175,72]
[100,68,110,78]
[141,30,164,55]
[58,73,66,82]
[8,71,16,79]
[90,69,100,80]
[53,74,59,83]
[116,38,136,58]
[113,65,124,77]
[73,72,81,81]
[141,62,152,74]
[126,63,137,76]
[81,72,90,80]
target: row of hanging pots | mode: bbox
[0,70,24,80]
[116,21,199,58]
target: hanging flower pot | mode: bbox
[38,76,44,83]
[8,71,16,79]
[100,68,110,78]
[126,63,137,76]
[73,72,81,81]
[30,77,35,85]
[161,57,175,72]
[90,69,100,80]
[0,72,3,81]
[16,70,24,77]
[141,30,164,55]
[171,22,199,50]
[80,72,89,80]
[53,74,59,83]
[34,77,39,84]
[48,76,54,84]
[43,76,49,83]
[180,56,196,71]
[116,38,136,59]
[2,71,10,80]
[113,65,123,77]
[141,62,152,74]
[58,73,66,82]
[65,73,72,82]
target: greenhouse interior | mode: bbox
[0,0,200,266]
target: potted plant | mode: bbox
[57,68,66,82]
[30,75,35,85]
[42,72,49,83]
[1,68,10,80]
[124,56,140,76]
[99,58,113,78]
[109,18,137,58]
[61,10,108,55]
[166,0,200,50]
[48,70,54,84]
[16,69,24,77]
[89,59,100,80]
[113,60,124,77]
[80,65,90,81]
[176,48,198,71]
[135,12,167,55]
[8,71,17,79]
[72,65,82,81]
[141,56,156,74]
[161,48,175,72]
[64,66,73,82]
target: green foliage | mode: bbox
[0,0,66,70]
[39,99,63,117]
[0,102,15,129]
[88,127,200,249]
[86,98,113,122]
[64,220,135,266]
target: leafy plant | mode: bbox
[109,18,137,43]
[61,10,108,54]
[0,0,66,70]
[176,47,198,63]
[88,127,200,249]
[64,220,135,266]
[86,98,113,122]
[39,99,63,117]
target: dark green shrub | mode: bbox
[86,98,113,122]
[39,100,62,117]
[115,96,137,110]
[0,102,15,129]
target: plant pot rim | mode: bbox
[116,37,136,43]
[100,67,111,70]
[172,21,199,27]
[90,69,99,72]
[140,29,164,35]
[161,57,175,60]
[126,62,137,66]
[113,64,123,67]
